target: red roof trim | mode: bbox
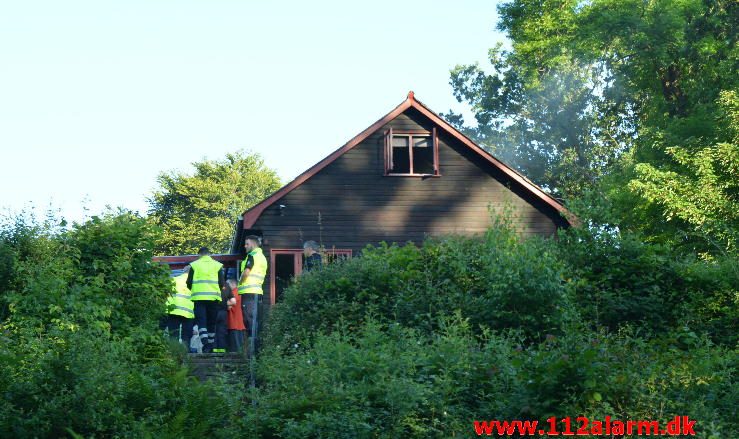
[408,95,571,218]
[241,92,574,228]
[241,96,412,227]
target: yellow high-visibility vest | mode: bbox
[239,248,267,295]
[166,272,194,319]
[190,255,223,301]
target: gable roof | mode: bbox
[239,91,574,229]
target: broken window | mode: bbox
[384,128,439,176]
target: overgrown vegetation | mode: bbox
[266,215,570,348]
[2,209,734,438]
[0,211,240,438]
[448,0,738,256]
[253,209,736,437]
[250,320,735,438]
[2,0,737,436]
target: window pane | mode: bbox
[392,136,409,148]
[413,136,430,147]
[413,141,435,174]
[391,145,410,173]
[326,252,351,264]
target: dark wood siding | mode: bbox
[252,107,567,257]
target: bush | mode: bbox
[252,319,737,438]
[0,211,241,438]
[514,327,736,438]
[250,317,523,438]
[258,215,736,438]
[557,224,738,344]
[265,221,572,350]
[2,209,734,438]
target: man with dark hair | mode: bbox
[188,246,227,353]
[238,235,267,354]
[302,240,322,272]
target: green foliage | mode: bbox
[250,318,523,438]
[449,0,738,257]
[559,228,680,333]
[447,53,628,199]
[628,90,739,255]
[255,213,736,437]
[147,150,281,255]
[513,328,736,438]
[671,255,739,347]
[252,320,736,438]
[555,198,737,345]
[447,2,633,199]
[0,211,241,438]
[265,218,571,350]
[2,209,735,438]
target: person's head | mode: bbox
[303,240,319,256]
[198,247,210,256]
[244,235,261,253]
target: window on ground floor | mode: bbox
[268,248,353,304]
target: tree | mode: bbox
[628,92,739,256]
[446,2,634,199]
[448,0,738,255]
[577,0,738,255]
[147,150,281,255]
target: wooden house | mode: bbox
[227,92,574,304]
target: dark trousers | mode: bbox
[166,315,194,344]
[214,309,228,352]
[194,300,219,348]
[241,294,260,337]
[241,294,260,355]
[228,330,245,353]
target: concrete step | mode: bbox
[186,352,250,382]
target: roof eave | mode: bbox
[240,92,577,229]
[240,95,414,228]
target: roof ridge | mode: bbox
[238,93,574,228]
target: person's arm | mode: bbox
[227,287,238,307]
[218,268,227,292]
[239,255,254,284]
[186,268,194,290]
[221,287,233,303]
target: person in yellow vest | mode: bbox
[187,247,227,353]
[239,235,268,351]
[165,265,194,346]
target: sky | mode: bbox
[0,0,506,223]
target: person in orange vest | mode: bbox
[187,247,227,353]
[226,279,246,352]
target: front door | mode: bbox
[269,250,302,304]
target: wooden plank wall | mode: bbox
[253,107,567,257]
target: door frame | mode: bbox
[268,248,353,305]
[269,249,303,305]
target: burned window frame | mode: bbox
[383,128,440,176]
